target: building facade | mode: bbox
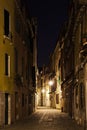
[0,0,37,127]
[60,0,87,127]
[72,0,87,126]
[48,0,87,127]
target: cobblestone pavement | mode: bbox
[1,107,84,130]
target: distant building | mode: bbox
[36,44,62,109]
[36,66,51,108]
[48,42,62,109]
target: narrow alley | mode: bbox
[1,107,83,130]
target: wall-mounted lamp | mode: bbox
[48,80,54,86]
[42,89,45,93]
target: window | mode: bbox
[41,79,43,86]
[32,66,35,87]
[28,94,32,104]
[58,59,61,69]
[5,53,10,76]
[22,57,24,76]
[30,39,33,53]
[4,9,9,36]
[75,85,78,108]
[22,94,24,107]
[14,6,21,33]
[14,48,18,73]
[26,65,28,80]
[56,94,59,104]
[79,83,85,109]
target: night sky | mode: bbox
[27,0,70,67]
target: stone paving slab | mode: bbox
[0,108,84,130]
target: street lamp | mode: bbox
[42,88,45,93]
[48,80,54,86]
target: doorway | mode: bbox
[5,93,11,125]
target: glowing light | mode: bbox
[49,80,54,86]
[42,89,45,93]
[60,90,62,93]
